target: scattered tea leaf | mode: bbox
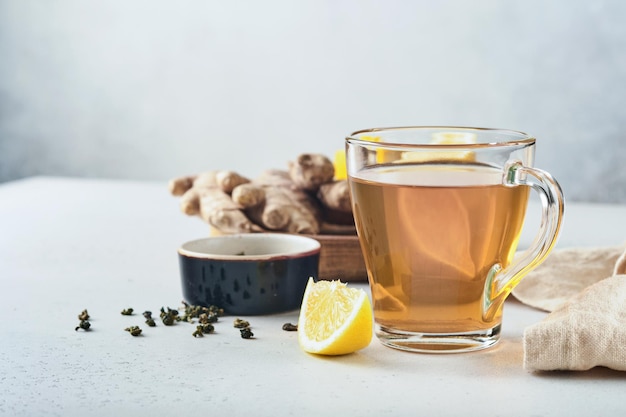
[121,308,134,316]
[282,323,298,331]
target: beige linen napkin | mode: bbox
[512,245,625,312]
[522,246,626,372]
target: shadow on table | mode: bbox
[310,338,525,373]
[529,367,626,380]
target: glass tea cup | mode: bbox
[346,127,564,353]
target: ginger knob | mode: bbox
[288,153,335,191]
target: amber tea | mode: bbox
[350,163,530,342]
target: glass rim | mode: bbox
[345,126,536,148]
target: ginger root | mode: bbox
[168,171,262,234]
[169,153,355,235]
[288,153,335,191]
[318,180,351,213]
[317,180,353,226]
[233,170,321,234]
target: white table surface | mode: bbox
[1,176,625,417]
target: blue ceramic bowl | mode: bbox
[178,233,320,315]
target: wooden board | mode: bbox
[307,234,368,282]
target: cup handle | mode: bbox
[482,161,565,320]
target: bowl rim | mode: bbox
[178,233,321,261]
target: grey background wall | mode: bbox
[1,0,625,202]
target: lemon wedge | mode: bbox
[298,278,373,355]
[430,131,478,144]
[400,131,478,162]
[340,135,393,175]
[333,149,347,180]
